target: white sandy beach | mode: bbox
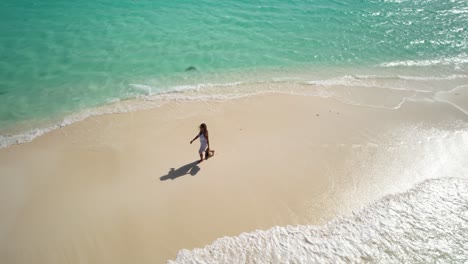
[0,93,467,263]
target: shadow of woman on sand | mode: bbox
[160,161,201,181]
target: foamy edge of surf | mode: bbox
[1,73,467,149]
[378,53,468,67]
[169,177,468,263]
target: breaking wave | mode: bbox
[170,177,468,263]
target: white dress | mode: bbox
[199,133,208,153]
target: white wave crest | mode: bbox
[170,177,468,263]
[379,54,468,67]
[1,73,466,148]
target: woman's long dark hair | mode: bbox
[199,123,207,135]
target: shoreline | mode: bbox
[170,177,468,263]
[1,69,467,149]
[1,92,467,263]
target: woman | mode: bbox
[190,123,215,162]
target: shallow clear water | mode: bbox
[0,0,467,136]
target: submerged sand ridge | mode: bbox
[0,93,467,263]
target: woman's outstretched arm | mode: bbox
[190,133,200,144]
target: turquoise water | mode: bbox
[0,0,467,136]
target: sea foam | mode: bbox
[169,177,468,263]
[1,72,467,149]
[379,54,468,68]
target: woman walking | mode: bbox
[190,123,215,162]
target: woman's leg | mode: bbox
[199,143,207,161]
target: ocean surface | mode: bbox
[1,0,467,146]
